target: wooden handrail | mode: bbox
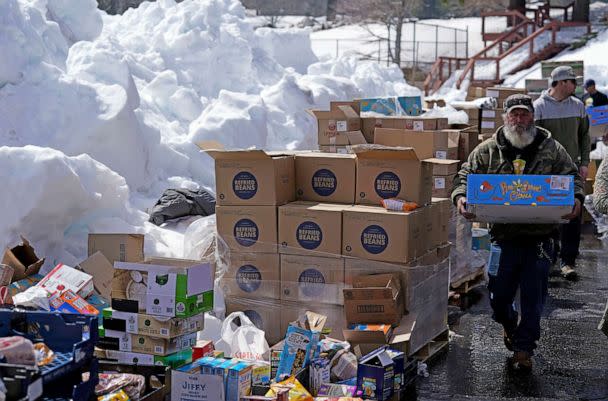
[423,58,443,95]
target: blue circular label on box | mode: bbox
[234,219,259,247]
[232,171,257,200]
[244,309,263,329]
[299,268,325,297]
[375,171,401,199]
[296,221,323,250]
[236,264,262,293]
[312,169,337,197]
[361,225,389,254]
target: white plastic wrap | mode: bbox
[585,194,608,237]
[12,286,50,311]
[183,215,217,261]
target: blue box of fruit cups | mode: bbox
[466,174,574,224]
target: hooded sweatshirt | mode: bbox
[534,90,590,166]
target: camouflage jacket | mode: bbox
[593,157,608,214]
[451,126,585,241]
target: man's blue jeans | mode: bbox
[488,238,553,354]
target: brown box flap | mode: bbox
[2,236,45,282]
[205,149,273,161]
[352,145,419,161]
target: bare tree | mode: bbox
[341,0,419,67]
[572,0,590,22]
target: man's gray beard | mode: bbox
[503,123,536,149]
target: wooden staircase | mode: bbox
[423,7,590,96]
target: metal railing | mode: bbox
[310,21,469,70]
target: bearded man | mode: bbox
[534,66,590,279]
[452,94,585,371]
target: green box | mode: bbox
[112,257,214,318]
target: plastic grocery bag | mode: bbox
[215,312,269,361]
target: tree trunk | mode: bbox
[327,0,337,21]
[507,0,526,26]
[573,0,590,22]
[394,16,404,67]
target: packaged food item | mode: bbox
[34,343,55,366]
[91,373,145,400]
[98,390,130,401]
[265,376,312,401]
[276,325,321,380]
[0,336,35,365]
[380,198,418,212]
[0,286,13,305]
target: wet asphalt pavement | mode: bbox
[414,228,608,401]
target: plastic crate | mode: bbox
[0,309,99,400]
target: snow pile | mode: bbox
[0,0,418,267]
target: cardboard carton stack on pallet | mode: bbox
[91,234,215,368]
[207,141,451,360]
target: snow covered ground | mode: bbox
[0,0,419,269]
[1,0,606,271]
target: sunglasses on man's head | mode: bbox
[503,97,533,110]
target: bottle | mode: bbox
[381,198,419,212]
[487,243,501,276]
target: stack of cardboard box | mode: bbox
[90,234,215,368]
[209,145,452,355]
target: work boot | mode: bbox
[560,264,577,280]
[503,330,514,351]
[510,351,532,371]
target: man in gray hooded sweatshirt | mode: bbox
[534,66,590,279]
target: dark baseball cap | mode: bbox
[503,94,534,114]
[585,79,596,88]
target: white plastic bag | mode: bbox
[12,286,50,311]
[216,312,269,361]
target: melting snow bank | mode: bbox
[1,0,418,267]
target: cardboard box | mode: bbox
[225,297,283,346]
[354,146,433,206]
[419,203,437,250]
[344,274,403,325]
[97,348,193,368]
[280,254,344,305]
[463,108,481,123]
[278,202,346,257]
[0,264,14,287]
[466,174,574,223]
[330,100,361,114]
[432,174,456,198]
[206,149,295,206]
[450,129,480,161]
[171,370,224,401]
[37,263,94,298]
[99,328,197,356]
[226,361,253,401]
[485,87,526,100]
[466,86,485,100]
[223,253,280,299]
[525,78,549,94]
[361,117,448,140]
[276,324,322,380]
[426,158,459,176]
[1,236,44,282]
[49,290,98,315]
[318,145,353,154]
[295,153,356,204]
[373,129,449,160]
[359,96,423,116]
[88,234,144,265]
[279,302,346,341]
[216,205,277,253]
[78,251,114,300]
[588,105,608,138]
[342,205,420,263]
[432,198,452,245]
[310,105,362,145]
[316,130,367,149]
[356,348,395,401]
[344,324,393,346]
[102,308,204,339]
[112,257,215,318]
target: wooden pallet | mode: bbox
[450,266,486,295]
[411,328,450,363]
